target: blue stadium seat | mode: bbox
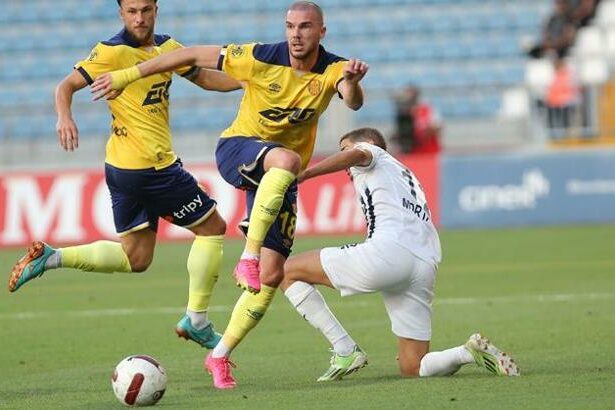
[0,0,548,140]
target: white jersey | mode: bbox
[349,143,442,265]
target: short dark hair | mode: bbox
[340,128,387,151]
[288,1,324,23]
[116,0,158,5]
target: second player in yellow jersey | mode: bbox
[10,0,242,362]
[76,31,196,169]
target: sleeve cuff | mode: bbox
[335,77,344,99]
[217,46,227,71]
[76,66,93,85]
[181,66,200,80]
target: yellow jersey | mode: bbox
[218,42,347,170]
[75,29,197,170]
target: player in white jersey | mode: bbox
[281,128,519,381]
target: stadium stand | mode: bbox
[0,0,551,143]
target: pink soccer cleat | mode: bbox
[204,353,237,390]
[233,258,261,294]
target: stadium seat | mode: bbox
[0,0,550,140]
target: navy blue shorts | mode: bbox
[216,137,297,257]
[105,160,216,236]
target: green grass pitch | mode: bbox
[1,225,614,409]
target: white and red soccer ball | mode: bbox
[111,355,167,407]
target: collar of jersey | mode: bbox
[254,41,339,74]
[103,28,170,48]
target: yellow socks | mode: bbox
[245,167,296,255]
[220,285,277,351]
[59,240,132,273]
[187,235,223,312]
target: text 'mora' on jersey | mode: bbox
[75,29,198,170]
[218,42,347,170]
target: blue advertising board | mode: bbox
[441,149,615,228]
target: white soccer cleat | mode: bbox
[464,333,520,376]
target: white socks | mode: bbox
[419,346,474,377]
[240,251,259,260]
[211,340,231,359]
[187,309,210,330]
[284,281,356,356]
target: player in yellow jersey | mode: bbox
[91,1,368,389]
[8,0,241,351]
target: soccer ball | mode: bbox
[111,355,167,407]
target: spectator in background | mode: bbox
[568,0,599,28]
[545,55,581,135]
[392,85,442,155]
[528,0,577,58]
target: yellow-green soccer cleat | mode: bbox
[8,241,56,293]
[464,333,520,376]
[317,345,368,382]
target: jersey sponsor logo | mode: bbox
[268,82,282,94]
[142,80,171,106]
[402,197,431,222]
[112,125,128,137]
[259,107,316,124]
[307,79,321,96]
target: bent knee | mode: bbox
[398,351,426,377]
[261,269,284,288]
[191,212,227,236]
[267,149,301,175]
[127,257,152,273]
[399,364,421,377]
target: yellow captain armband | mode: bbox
[111,65,142,90]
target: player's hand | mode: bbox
[90,73,117,101]
[343,59,369,84]
[105,89,124,100]
[56,116,79,152]
[297,171,307,184]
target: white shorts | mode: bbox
[320,239,437,341]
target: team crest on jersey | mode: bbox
[231,45,245,58]
[308,79,321,96]
[268,82,282,94]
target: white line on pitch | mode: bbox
[1,292,613,321]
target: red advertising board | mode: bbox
[0,155,438,248]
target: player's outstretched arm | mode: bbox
[338,59,369,111]
[55,70,88,151]
[91,45,222,100]
[299,147,372,183]
[192,69,243,92]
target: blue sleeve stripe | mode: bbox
[217,46,227,71]
[77,66,93,85]
[181,66,199,78]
